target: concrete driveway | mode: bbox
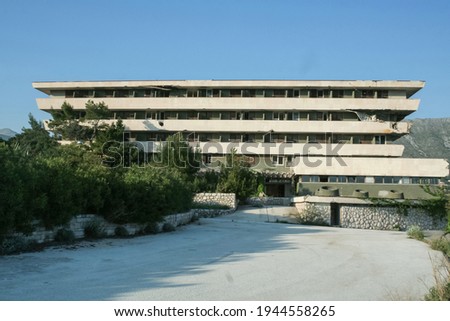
[0,206,442,300]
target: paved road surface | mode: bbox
[0,206,442,300]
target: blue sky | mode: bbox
[0,0,449,132]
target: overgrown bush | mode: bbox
[114,226,129,237]
[291,204,328,226]
[54,228,76,244]
[429,237,450,257]
[162,223,176,232]
[406,225,424,241]
[0,236,39,255]
[83,219,106,239]
[142,222,160,234]
[216,150,258,202]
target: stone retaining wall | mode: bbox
[293,200,447,231]
[13,193,237,244]
[340,205,447,230]
[247,197,291,206]
[193,193,237,209]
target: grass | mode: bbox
[406,225,425,241]
[429,237,450,258]
[425,256,450,301]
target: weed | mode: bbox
[425,257,450,301]
[406,225,424,241]
[429,237,450,258]
[291,204,328,226]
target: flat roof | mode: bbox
[32,79,425,96]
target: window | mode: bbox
[400,177,411,184]
[361,90,375,98]
[302,175,311,182]
[273,112,284,120]
[273,89,286,97]
[374,176,383,183]
[332,90,344,98]
[272,156,284,166]
[375,135,386,144]
[384,176,393,184]
[230,89,242,97]
[365,176,375,183]
[203,154,212,165]
[377,90,388,98]
[229,134,241,142]
[286,155,293,166]
[411,177,421,184]
[299,89,309,98]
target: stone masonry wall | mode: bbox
[340,205,447,230]
[15,193,236,244]
[193,193,237,209]
[247,197,291,206]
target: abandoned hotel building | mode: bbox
[33,80,448,226]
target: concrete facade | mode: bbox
[33,79,448,197]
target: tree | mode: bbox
[47,101,120,145]
[156,132,200,176]
[84,100,111,142]
[48,102,85,141]
[216,149,258,201]
[10,113,57,156]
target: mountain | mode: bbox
[0,128,18,141]
[394,118,450,162]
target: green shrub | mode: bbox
[54,228,76,244]
[429,238,450,257]
[0,236,39,255]
[83,219,106,239]
[142,222,160,235]
[406,225,424,241]
[114,226,129,237]
[291,204,328,226]
[162,223,176,232]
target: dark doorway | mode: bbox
[266,184,285,197]
[330,202,340,226]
